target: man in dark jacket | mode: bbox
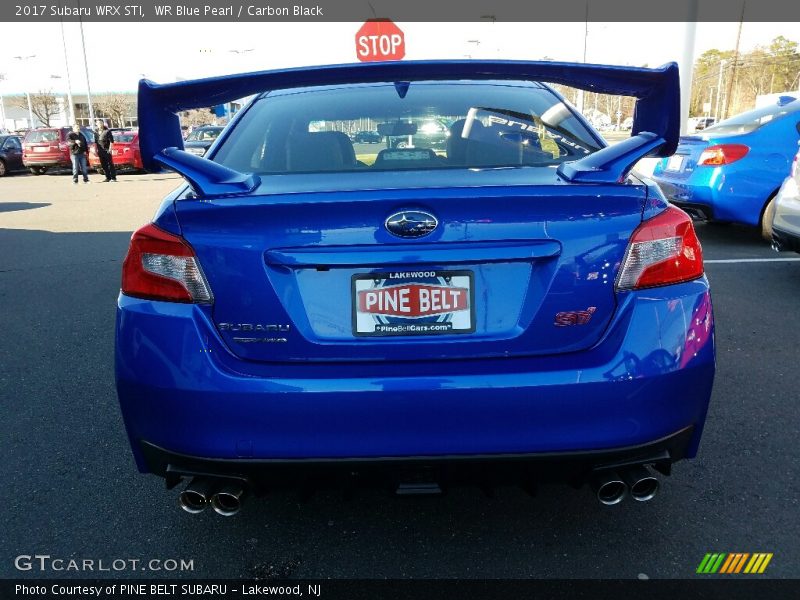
[66,123,89,184]
[95,120,117,182]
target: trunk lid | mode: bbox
[175,170,647,363]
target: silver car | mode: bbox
[771,145,800,253]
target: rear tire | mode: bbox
[760,195,777,241]
[30,166,47,175]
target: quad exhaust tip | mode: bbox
[210,485,245,517]
[591,466,660,505]
[591,471,627,506]
[622,465,660,502]
[179,477,215,514]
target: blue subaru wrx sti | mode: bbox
[652,96,800,235]
[115,61,715,515]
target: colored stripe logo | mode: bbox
[697,553,773,574]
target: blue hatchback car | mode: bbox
[652,96,800,235]
[115,61,715,515]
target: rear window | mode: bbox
[113,132,136,143]
[25,130,60,143]
[704,103,797,135]
[214,81,602,175]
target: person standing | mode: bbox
[95,120,117,182]
[67,124,90,184]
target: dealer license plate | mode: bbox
[352,270,475,337]
[666,155,684,171]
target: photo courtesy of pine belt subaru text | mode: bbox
[115,60,715,516]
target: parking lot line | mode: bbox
[705,257,800,264]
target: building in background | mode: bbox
[1,92,138,130]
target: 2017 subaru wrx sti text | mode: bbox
[115,61,715,515]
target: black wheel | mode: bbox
[30,166,44,175]
[0,160,6,177]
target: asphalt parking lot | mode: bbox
[1,171,799,580]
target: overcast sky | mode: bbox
[0,21,795,95]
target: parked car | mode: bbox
[183,125,224,156]
[21,126,96,175]
[770,145,800,253]
[118,61,714,515]
[386,119,450,149]
[652,96,800,237]
[0,134,25,176]
[88,129,143,173]
[692,117,716,131]
[352,130,382,144]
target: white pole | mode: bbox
[25,91,35,127]
[714,59,726,121]
[0,73,6,129]
[60,18,75,123]
[576,2,589,113]
[12,55,38,128]
[78,18,94,125]
[679,1,698,135]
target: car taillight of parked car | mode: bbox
[121,223,213,303]
[616,206,704,290]
[697,144,749,166]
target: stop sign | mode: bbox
[355,19,405,62]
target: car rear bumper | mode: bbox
[115,279,715,477]
[653,169,774,226]
[773,226,800,253]
[140,426,695,491]
[22,156,71,167]
[772,176,800,251]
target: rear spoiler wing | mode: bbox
[138,60,679,196]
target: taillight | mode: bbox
[121,223,212,303]
[697,144,749,166]
[616,206,704,290]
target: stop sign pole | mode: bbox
[355,19,405,62]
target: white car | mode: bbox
[771,146,800,253]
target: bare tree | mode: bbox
[12,90,61,127]
[180,108,217,128]
[94,94,136,128]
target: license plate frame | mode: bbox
[352,269,475,337]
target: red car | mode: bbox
[89,130,143,174]
[22,127,96,175]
